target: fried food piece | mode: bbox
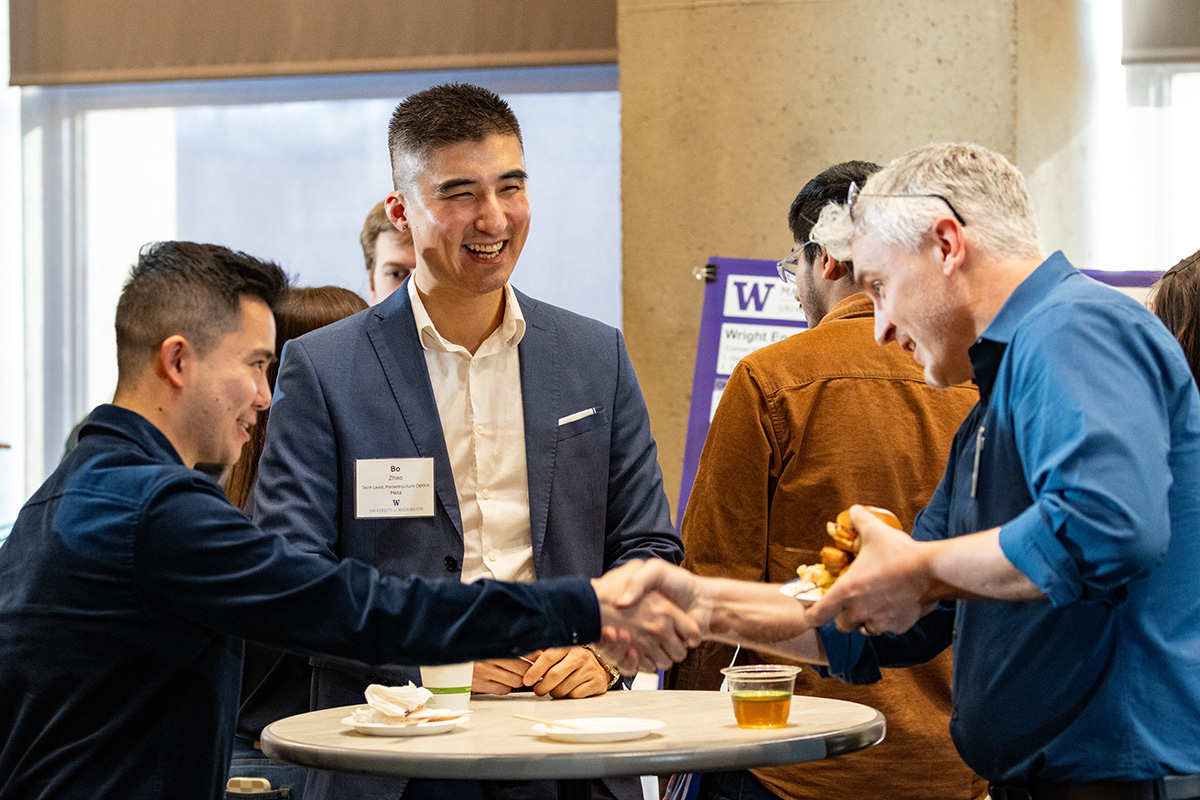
[820,545,852,578]
[796,506,903,592]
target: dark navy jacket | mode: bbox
[0,405,598,800]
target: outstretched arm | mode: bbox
[598,560,827,668]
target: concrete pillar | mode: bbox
[619,0,1027,519]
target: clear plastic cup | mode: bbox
[720,665,801,729]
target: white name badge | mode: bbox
[355,458,436,518]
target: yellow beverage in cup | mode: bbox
[720,665,801,729]
[731,689,793,729]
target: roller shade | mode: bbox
[9,0,617,86]
[1123,0,1200,64]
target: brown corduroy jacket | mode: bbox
[670,293,987,800]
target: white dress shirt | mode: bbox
[407,280,535,584]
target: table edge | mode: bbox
[261,707,885,780]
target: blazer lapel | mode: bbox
[365,285,464,538]
[515,289,558,567]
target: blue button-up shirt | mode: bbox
[823,253,1200,782]
[0,405,599,800]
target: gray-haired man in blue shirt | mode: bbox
[620,142,1200,800]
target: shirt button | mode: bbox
[480,488,491,499]
[487,550,498,562]
[475,424,486,436]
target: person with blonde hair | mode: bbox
[359,201,415,305]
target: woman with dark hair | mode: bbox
[1148,250,1200,386]
[224,285,367,799]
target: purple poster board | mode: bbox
[676,259,1163,525]
[677,257,808,521]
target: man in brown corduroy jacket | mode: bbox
[668,161,986,800]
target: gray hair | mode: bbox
[811,142,1042,263]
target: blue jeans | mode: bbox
[696,771,782,800]
[228,736,308,799]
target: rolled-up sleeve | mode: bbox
[998,303,1175,607]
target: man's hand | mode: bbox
[590,561,703,674]
[519,647,611,698]
[804,505,937,635]
[805,507,1044,636]
[471,658,531,695]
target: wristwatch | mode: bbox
[583,644,623,690]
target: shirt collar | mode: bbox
[978,251,1075,346]
[408,279,526,355]
[84,404,186,466]
[818,292,874,326]
[969,251,1074,403]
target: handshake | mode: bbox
[587,559,820,675]
[588,506,939,674]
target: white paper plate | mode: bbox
[341,715,466,737]
[406,708,472,720]
[779,579,823,606]
[531,717,665,743]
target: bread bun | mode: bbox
[825,506,901,553]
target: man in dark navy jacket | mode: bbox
[0,241,697,800]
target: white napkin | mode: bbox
[351,682,434,724]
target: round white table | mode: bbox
[261,689,884,797]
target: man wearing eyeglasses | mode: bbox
[668,161,982,800]
[790,142,1200,799]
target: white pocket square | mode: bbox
[558,407,598,426]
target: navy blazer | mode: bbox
[253,283,682,688]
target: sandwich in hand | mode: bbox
[795,506,902,592]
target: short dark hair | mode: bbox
[114,241,290,388]
[1150,249,1200,386]
[387,83,522,190]
[788,160,881,278]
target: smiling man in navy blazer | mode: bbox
[252,83,682,800]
